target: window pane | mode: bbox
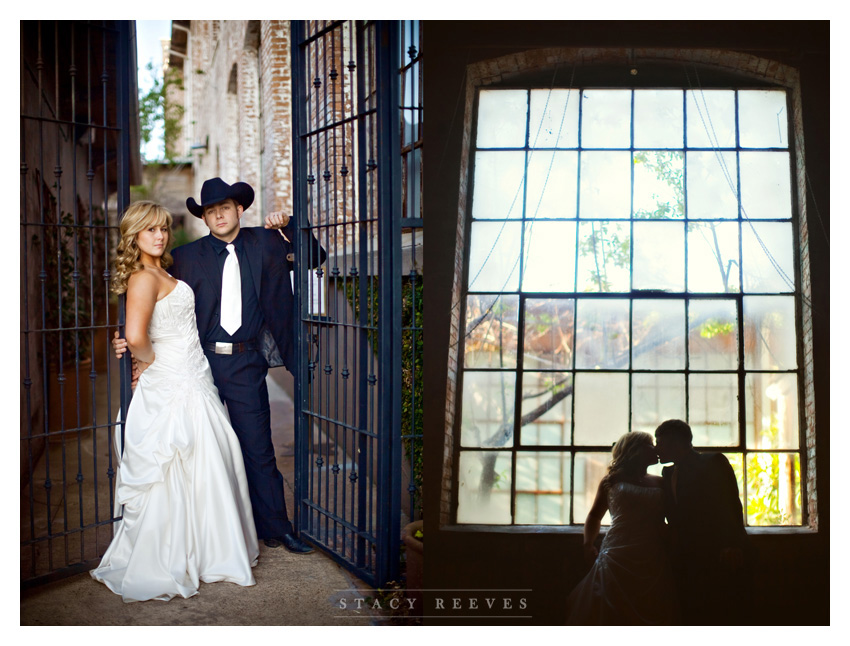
[633,151,684,219]
[686,89,736,148]
[744,295,797,370]
[738,90,788,149]
[472,151,525,220]
[574,452,612,525]
[579,151,631,219]
[576,221,631,292]
[745,373,799,450]
[522,221,577,292]
[741,222,795,293]
[581,90,631,148]
[457,450,513,524]
[634,89,683,148]
[740,152,792,220]
[477,89,527,148]
[464,294,519,369]
[523,298,575,370]
[460,371,516,448]
[746,452,802,526]
[529,88,579,148]
[526,151,578,219]
[688,299,738,370]
[467,221,522,291]
[521,372,572,445]
[575,298,630,369]
[515,452,571,524]
[574,373,628,446]
[689,373,738,446]
[633,221,685,292]
[632,299,686,370]
[687,222,740,293]
[686,151,739,219]
[632,373,687,434]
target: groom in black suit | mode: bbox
[655,419,753,625]
[117,178,323,553]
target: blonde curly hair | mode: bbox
[111,201,174,295]
[603,431,655,487]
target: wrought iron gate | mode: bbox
[20,20,136,586]
[291,20,423,587]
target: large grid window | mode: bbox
[456,86,803,527]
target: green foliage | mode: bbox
[139,61,184,161]
[745,419,801,525]
[726,423,802,527]
[579,221,629,291]
[699,318,734,339]
[171,226,193,249]
[338,274,424,518]
[401,277,424,514]
[633,151,685,219]
[526,310,557,334]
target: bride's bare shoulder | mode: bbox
[128,267,172,301]
[127,267,159,292]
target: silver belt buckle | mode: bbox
[215,342,233,355]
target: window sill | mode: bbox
[439,524,818,535]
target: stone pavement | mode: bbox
[20,368,386,626]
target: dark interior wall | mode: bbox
[422,20,829,625]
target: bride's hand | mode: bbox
[131,355,155,390]
[583,543,598,563]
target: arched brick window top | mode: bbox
[466,48,799,90]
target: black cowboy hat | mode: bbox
[186,177,254,217]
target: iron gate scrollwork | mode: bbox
[20,20,137,586]
[291,20,423,587]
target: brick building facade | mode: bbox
[167,20,295,237]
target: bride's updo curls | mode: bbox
[111,201,174,295]
[604,431,655,487]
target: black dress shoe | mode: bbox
[264,534,314,553]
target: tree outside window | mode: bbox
[456,86,802,527]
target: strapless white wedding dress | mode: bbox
[566,481,677,625]
[91,280,259,602]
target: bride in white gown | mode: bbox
[91,201,259,602]
[566,431,678,625]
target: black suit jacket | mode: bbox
[170,220,325,374]
[661,452,749,561]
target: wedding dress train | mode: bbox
[566,481,677,624]
[91,280,259,602]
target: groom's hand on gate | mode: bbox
[264,212,290,229]
[113,331,140,390]
[113,331,129,359]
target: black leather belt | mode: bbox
[204,340,258,355]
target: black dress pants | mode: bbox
[206,349,293,539]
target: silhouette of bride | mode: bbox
[566,431,677,625]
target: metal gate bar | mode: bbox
[292,20,416,587]
[20,20,135,587]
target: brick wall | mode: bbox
[259,21,294,219]
[178,20,295,238]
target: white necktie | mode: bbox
[220,243,242,335]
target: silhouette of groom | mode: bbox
[655,419,753,625]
